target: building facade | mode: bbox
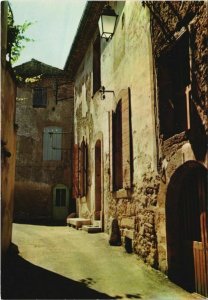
[148,2,207,295]
[1,1,17,255]
[65,1,207,296]
[14,59,74,222]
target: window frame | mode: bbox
[33,87,47,108]
[157,31,191,140]
[53,184,69,208]
[55,188,67,207]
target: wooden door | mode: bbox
[193,170,208,297]
[53,185,69,221]
[166,162,207,297]
[181,166,207,296]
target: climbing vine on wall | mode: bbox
[7,4,34,64]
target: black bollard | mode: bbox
[109,219,122,246]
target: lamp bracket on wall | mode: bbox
[99,86,115,100]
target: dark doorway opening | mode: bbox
[166,161,208,296]
[158,32,190,139]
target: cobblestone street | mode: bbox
[2,223,203,299]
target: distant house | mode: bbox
[64,1,207,297]
[14,59,74,222]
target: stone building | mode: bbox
[1,1,17,254]
[64,1,207,297]
[14,59,74,222]
[147,2,207,296]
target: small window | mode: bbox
[33,87,47,107]
[93,35,101,94]
[158,33,190,139]
[43,127,62,160]
[55,189,66,207]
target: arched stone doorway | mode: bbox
[94,139,103,229]
[166,161,207,296]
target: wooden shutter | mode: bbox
[109,111,113,192]
[113,101,123,190]
[43,127,62,160]
[122,88,132,189]
[72,144,79,198]
[79,140,88,197]
[83,142,88,196]
[93,35,101,94]
[79,143,83,197]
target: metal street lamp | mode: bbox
[98,4,118,41]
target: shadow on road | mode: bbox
[1,244,115,299]
[14,219,67,226]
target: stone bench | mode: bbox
[67,218,91,229]
[120,217,135,253]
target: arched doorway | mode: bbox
[94,140,103,229]
[166,161,207,297]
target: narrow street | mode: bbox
[2,223,203,300]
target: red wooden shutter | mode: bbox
[79,141,84,197]
[72,144,79,198]
[109,111,113,192]
[83,142,88,196]
[122,88,132,189]
[79,139,88,197]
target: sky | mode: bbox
[10,0,87,69]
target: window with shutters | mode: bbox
[43,126,62,160]
[158,32,190,140]
[72,141,88,198]
[93,35,101,94]
[110,88,132,192]
[33,87,47,107]
[72,144,79,198]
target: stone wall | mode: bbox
[108,171,160,267]
[150,1,207,272]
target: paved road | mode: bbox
[2,223,203,299]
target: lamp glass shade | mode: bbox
[98,11,117,40]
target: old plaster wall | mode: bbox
[150,2,208,273]
[1,2,17,254]
[1,67,17,254]
[14,76,74,221]
[74,2,160,267]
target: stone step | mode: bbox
[82,225,102,233]
[93,220,101,227]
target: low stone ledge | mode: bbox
[113,188,131,199]
[123,228,135,240]
[120,216,135,229]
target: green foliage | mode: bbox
[7,4,34,64]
